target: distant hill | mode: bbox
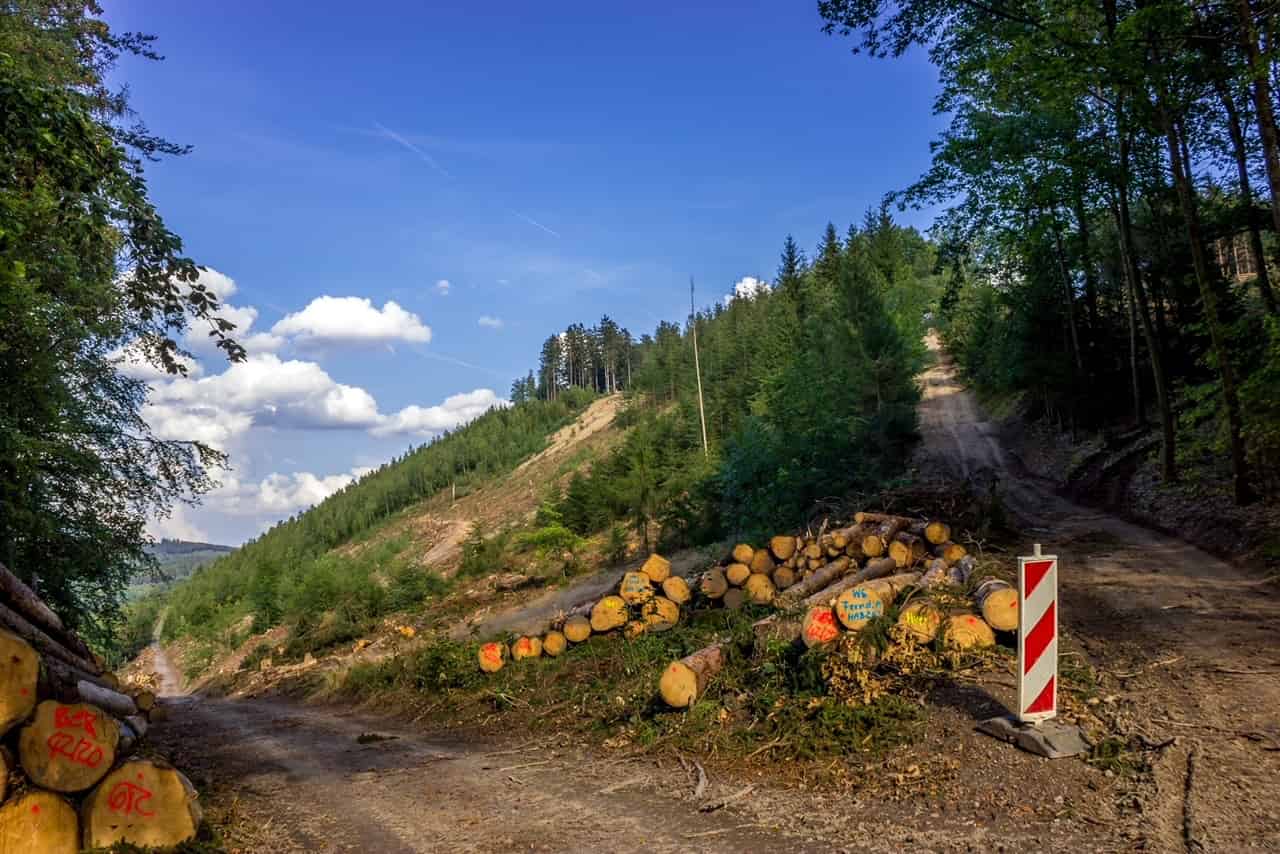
[132,539,236,595]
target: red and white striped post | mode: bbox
[1017,544,1059,723]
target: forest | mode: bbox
[816,0,1280,503]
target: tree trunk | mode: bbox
[1237,0,1280,255]
[1159,101,1255,504]
[659,644,725,708]
[1113,127,1177,481]
[1073,190,1102,335]
[1215,75,1277,314]
[1053,223,1086,375]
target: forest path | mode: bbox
[918,332,1280,852]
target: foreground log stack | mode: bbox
[0,561,199,852]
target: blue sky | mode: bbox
[102,1,945,545]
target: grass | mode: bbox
[338,604,927,765]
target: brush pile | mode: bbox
[0,561,200,852]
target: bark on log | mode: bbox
[658,644,725,708]
[854,512,915,526]
[949,555,977,586]
[743,573,776,605]
[660,576,691,605]
[722,588,745,609]
[0,629,38,736]
[542,631,567,657]
[776,557,851,606]
[0,561,67,640]
[0,601,100,678]
[75,680,137,720]
[640,554,671,584]
[19,701,119,793]
[0,790,79,854]
[942,613,996,650]
[81,759,201,851]
[920,558,950,588]
[618,572,655,605]
[769,535,796,562]
[700,568,729,600]
[800,558,898,608]
[731,544,755,565]
[590,596,628,632]
[562,616,592,644]
[725,563,751,587]
[973,577,1019,632]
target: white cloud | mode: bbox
[205,465,371,518]
[145,353,381,448]
[271,296,431,346]
[146,505,209,542]
[725,276,770,304]
[435,279,451,295]
[193,267,238,300]
[373,388,507,437]
[181,268,283,357]
[477,315,504,329]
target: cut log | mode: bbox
[833,572,922,631]
[861,517,909,559]
[722,588,745,610]
[934,542,967,564]
[623,620,647,640]
[478,641,505,673]
[510,636,543,661]
[800,558,898,608]
[772,566,796,590]
[590,596,628,633]
[618,571,655,605]
[888,532,928,568]
[700,568,728,600]
[658,644,725,708]
[776,557,852,606]
[724,563,751,587]
[19,701,119,792]
[973,578,1019,631]
[542,630,567,657]
[807,557,824,571]
[942,613,996,650]
[801,606,842,648]
[731,544,755,565]
[0,789,78,854]
[660,576,691,605]
[81,758,201,851]
[924,520,952,545]
[897,601,943,642]
[75,680,137,720]
[749,550,776,576]
[803,543,823,560]
[769,535,796,562]
[133,691,156,714]
[0,601,99,679]
[920,558,950,587]
[0,628,38,735]
[562,616,592,644]
[0,561,67,641]
[743,573,776,605]
[642,596,680,632]
[640,554,671,584]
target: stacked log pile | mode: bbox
[476,553,684,673]
[658,512,1019,708]
[0,561,199,851]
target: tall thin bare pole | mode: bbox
[690,277,709,458]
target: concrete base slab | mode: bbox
[977,715,1091,759]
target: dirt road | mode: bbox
[145,342,1280,853]
[918,336,1280,852]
